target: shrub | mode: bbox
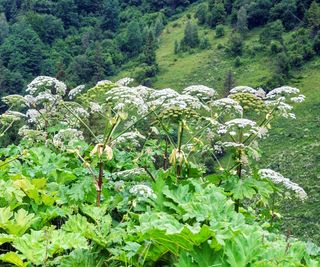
[215,24,225,38]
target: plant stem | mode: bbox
[176,120,184,177]
[96,161,104,207]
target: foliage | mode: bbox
[0,76,317,266]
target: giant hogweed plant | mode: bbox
[0,76,317,266]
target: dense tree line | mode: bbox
[0,0,199,97]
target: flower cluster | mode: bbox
[26,76,67,96]
[106,86,148,115]
[68,85,85,100]
[52,129,84,150]
[112,131,146,148]
[129,184,156,199]
[258,169,307,200]
[211,98,243,115]
[182,85,217,102]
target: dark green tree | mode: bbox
[227,32,243,56]
[0,12,9,43]
[26,13,65,44]
[181,20,199,49]
[208,0,226,28]
[54,0,79,27]
[0,21,45,79]
[154,13,165,37]
[195,3,207,25]
[259,20,285,45]
[236,6,248,35]
[247,0,273,28]
[101,0,120,32]
[270,0,298,30]
[143,27,158,68]
[307,0,320,31]
[126,21,143,56]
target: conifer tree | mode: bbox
[101,0,120,32]
[154,14,165,37]
[0,13,9,44]
[307,0,320,31]
[181,20,199,49]
[143,28,158,68]
[126,21,143,56]
[237,6,248,35]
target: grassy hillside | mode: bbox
[114,9,320,244]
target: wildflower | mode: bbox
[211,98,243,115]
[258,169,307,201]
[229,86,257,95]
[116,77,134,86]
[52,128,84,150]
[225,118,256,128]
[182,85,217,101]
[27,76,67,96]
[106,86,148,115]
[290,94,305,103]
[89,102,102,113]
[129,184,156,199]
[112,168,146,180]
[68,85,85,99]
[26,109,40,123]
[112,131,146,147]
[266,86,300,99]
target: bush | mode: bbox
[234,56,242,67]
[215,24,225,38]
[270,40,283,54]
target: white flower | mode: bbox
[106,86,148,115]
[211,98,243,115]
[24,95,37,107]
[89,102,102,113]
[35,91,56,104]
[182,85,217,101]
[52,128,84,150]
[230,86,257,95]
[225,118,256,128]
[112,131,146,147]
[116,77,134,86]
[255,88,266,99]
[27,76,67,96]
[258,169,307,201]
[148,88,180,108]
[290,94,305,103]
[95,80,113,87]
[266,86,300,99]
[26,109,40,123]
[68,85,85,99]
[112,168,146,180]
[129,184,156,199]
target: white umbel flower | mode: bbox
[68,85,85,99]
[266,86,300,99]
[129,184,156,199]
[258,169,307,200]
[230,86,257,95]
[27,76,67,96]
[182,85,217,101]
[211,98,243,115]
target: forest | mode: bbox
[0,0,319,266]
